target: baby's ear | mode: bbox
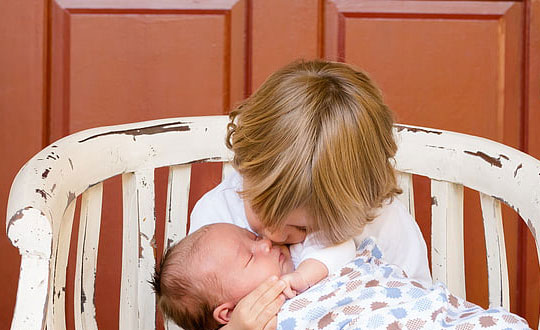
[213,301,235,324]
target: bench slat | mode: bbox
[222,162,235,182]
[74,183,103,330]
[163,165,191,330]
[479,193,510,309]
[164,165,191,251]
[396,172,415,216]
[49,199,76,330]
[431,180,465,298]
[120,170,156,330]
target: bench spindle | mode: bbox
[479,193,510,310]
[431,180,465,298]
[74,183,103,330]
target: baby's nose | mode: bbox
[255,237,272,253]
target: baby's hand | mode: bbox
[280,272,309,299]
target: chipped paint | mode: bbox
[69,158,74,170]
[7,206,33,229]
[395,125,442,135]
[35,189,49,200]
[81,288,86,313]
[431,196,438,206]
[78,121,191,143]
[426,145,450,150]
[42,168,50,179]
[46,152,59,160]
[514,164,523,177]
[463,151,504,168]
[527,219,537,241]
[67,192,76,206]
[185,156,223,165]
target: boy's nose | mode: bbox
[262,229,287,244]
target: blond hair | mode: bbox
[227,59,401,244]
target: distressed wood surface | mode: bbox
[49,199,76,330]
[480,193,510,310]
[222,162,235,182]
[120,170,157,330]
[120,172,139,330]
[164,165,191,251]
[135,170,157,330]
[74,183,103,330]
[8,208,51,330]
[394,124,540,259]
[5,117,540,329]
[430,180,465,298]
[396,172,415,216]
[163,165,191,330]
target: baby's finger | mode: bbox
[282,286,296,299]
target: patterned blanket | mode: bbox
[277,238,530,330]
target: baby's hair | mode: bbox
[151,226,222,330]
[227,59,401,244]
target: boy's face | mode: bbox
[245,202,310,244]
[202,223,295,303]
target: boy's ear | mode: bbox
[213,301,235,325]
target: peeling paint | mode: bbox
[431,196,438,206]
[42,168,51,179]
[464,151,503,168]
[46,152,59,161]
[78,121,191,143]
[67,192,76,206]
[426,145,449,150]
[81,288,86,313]
[36,189,49,200]
[396,125,442,135]
[527,219,537,241]
[514,164,523,177]
[69,158,74,170]
[185,156,223,165]
[167,238,174,250]
[51,184,56,193]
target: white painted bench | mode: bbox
[6,115,540,330]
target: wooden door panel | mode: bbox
[324,0,528,321]
[251,0,321,92]
[50,0,245,141]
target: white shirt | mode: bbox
[189,170,432,285]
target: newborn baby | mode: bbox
[151,223,296,329]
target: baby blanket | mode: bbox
[277,238,530,330]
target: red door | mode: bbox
[1,0,538,328]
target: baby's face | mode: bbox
[201,223,294,303]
